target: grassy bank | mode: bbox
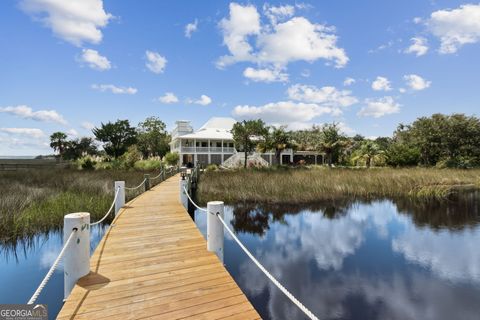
[0,168,159,244]
[197,167,480,205]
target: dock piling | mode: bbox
[207,201,224,262]
[114,181,125,215]
[63,212,90,300]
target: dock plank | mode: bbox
[57,174,259,319]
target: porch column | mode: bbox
[208,139,211,164]
[193,138,197,166]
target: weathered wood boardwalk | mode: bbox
[57,174,260,320]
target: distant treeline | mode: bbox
[49,113,480,169]
[232,113,480,168]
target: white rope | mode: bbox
[183,186,319,320]
[125,178,146,191]
[150,169,164,180]
[90,187,121,226]
[28,229,77,305]
[183,185,207,212]
[216,214,319,320]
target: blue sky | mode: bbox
[1,0,479,155]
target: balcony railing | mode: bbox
[176,146,236,153]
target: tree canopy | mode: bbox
[393,113,480,167]
[93,120,137,158]
[136,116,170,158]
[232,119,267,168]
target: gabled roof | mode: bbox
[198,117,236,131]
[177,117,236,140]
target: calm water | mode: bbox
[0,225,108,319]
[194,193,480,320]
[1,193,479,320]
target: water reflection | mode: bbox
[0,224,108,320]
[394,191,480,231]
[194,192,480,320]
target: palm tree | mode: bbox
[257,126,292,165]
[353,141,385,168]
[316,123,346,167]
[49,132,68,158]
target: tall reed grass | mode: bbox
[0,168,159,244]
[197,167,480,205]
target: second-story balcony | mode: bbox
[176,146,236,153]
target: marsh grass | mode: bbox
[0,168,160,244]
[197,167,480,205]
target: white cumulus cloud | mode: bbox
[0,127,45,139]
[218,3,261,67]
[405,37,429,56]
[263,4,295,24]
[343,77,355,86]
[188,95,212,106]
[428,4,480,54]
[371,76,392,91]
[404,74,431,91]
[257,17,348,68]
[287,84,358,108]
[243,67,288,83]
[145,50,167,74]
[185,19,198,38]
[158,92,179,104]
[233,101,339,125]
[217,3,348,77]
[67,128,78,137]
[79,49,111,71]
[232,83,356,128]
[358,96,400,118]
[0,105,67,125]
[19,0,112,46]
[91,84,137,94]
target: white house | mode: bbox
[170,117,323,166]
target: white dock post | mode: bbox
[114,181,125,216]
[207,201,224,262]
[180,174,188,209]
[63,212,90,300]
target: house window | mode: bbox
[201,142,207,147]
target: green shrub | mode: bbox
[164,152,179,166]
[386,143,421,167]
[134,159,163,171]
[80,157,96,170]
[205,164,218,172]
[436,156,479,169]
[121,145,142,169]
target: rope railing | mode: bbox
[27,167,179,305]
[90,187,121,226]
[150,169,164,180]
[125,178,147,191]
[28,228,78,305]
[183,185,207,212]
[182,185,319,320]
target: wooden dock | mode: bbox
[57,174,260,320]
